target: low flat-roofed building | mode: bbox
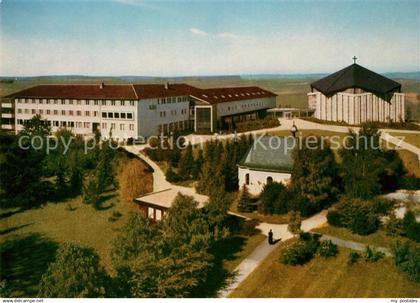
[267,107,314,119]
[134,187,208,221]
[238,136,296,195]
[190,86,277,133]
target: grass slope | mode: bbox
[230,241,420,298]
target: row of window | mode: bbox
[101,112,133,120]
[101,122,135,131]
[158,109,188,117]
[157,96,189,104]
[17,119,135,131]
[158,120,190,133]
[202,91,267,99]
[17,108,134,120]
[18,108,100,117]
[221,101,265,113]
[17,98,136,106]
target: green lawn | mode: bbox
[388,132,420,149]
[230,240,420,298]
[0,193,137,297]
[312,224,409,249]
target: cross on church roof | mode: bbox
[353,56,358,64]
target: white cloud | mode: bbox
[216,32,239,39]
[112,0,160,10]
[189,28,208,37]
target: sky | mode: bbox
[1,0,419,76]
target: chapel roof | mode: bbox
[239,136,296,173]
[310,63,401,101]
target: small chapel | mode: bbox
[307,58,405,124]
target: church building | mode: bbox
[238,136,295,195]
[307,60,405,124]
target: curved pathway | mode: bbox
[219,210,327,298]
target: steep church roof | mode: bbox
[239,136,296,173]
[310,64,401,101]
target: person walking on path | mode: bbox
[268,229,274,245]
[291,121,298,138]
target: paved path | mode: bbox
[219,210,327,298]
[319,234,392,257]
[281,118,420,159]
[123,145,209,207]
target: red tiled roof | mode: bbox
[189,86,277,104]
[132,83,197,99]
[6,84,138,100]
[7,83,277,103]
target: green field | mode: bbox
[230,240,420,298]
[0,194,132,297]
[313,224,409,249]
[388,131,420,149]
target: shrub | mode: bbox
[239,219,260,236]
[327,197,380,235]
[288,211,302,236]
[319,240,339,258]
[237,185,254,213]
[392,241,420,283]
[108,210,123,222]
[259,182,289,215]
[126,137,134,145]
[364,246,385,262]
[384,213,404,237]
[282,236,320,266]
[348,251,361,265]
[351,212,379,235]
[327,210,342,227]
[165,165,181,182]
[403,211,420,242]
[398,175,420,190]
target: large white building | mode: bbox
[2,83,277,140]
[308,63,405,124]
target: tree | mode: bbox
[21,114,51,137]
[288,211,302,237]
[165,164,180,182]
[192,149,204,179]
[119,159,153,202]
[259,182,288,215]
[339,123,402,199]
[292,137,339,214]
[237,185,253,213]
[112,194,213,298]
[196,160,225,195]
[178,144,195,180]
[111,213,161,268]
[205,187,230,241]
[96,140,117,192]
[82,176,100,207]
[38,243,108,298]
[69,167,83,195]
[0,133,45,207]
